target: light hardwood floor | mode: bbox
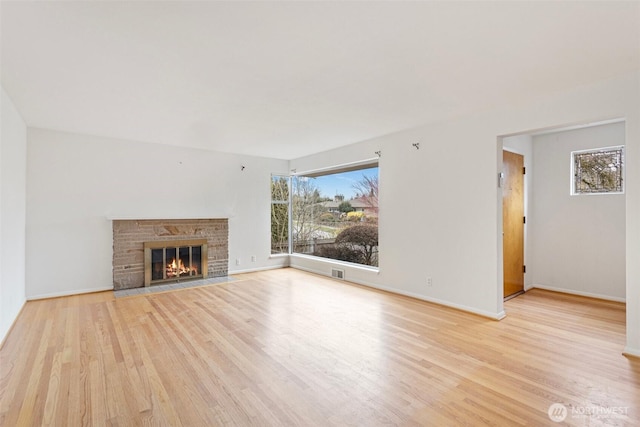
[1,268,638,426]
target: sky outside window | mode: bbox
[310,167,378,199]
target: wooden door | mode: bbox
[503,151,525,298]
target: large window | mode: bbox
[271,163,380,267]
[292,164,379,267]
[270,175,290,254]
[572,147,624,195]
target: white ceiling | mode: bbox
[1,1,639,160]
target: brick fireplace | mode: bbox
[112,219,228,291]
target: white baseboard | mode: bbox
[623,347,640,358]
[27,265,289,299]
[27,286,114,301]
[291,264,506,321]
[528,284,625,303]
[230,264,288,275]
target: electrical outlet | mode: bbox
[236,258,240,266]
[427,277,433,287]
[251,255,256,262]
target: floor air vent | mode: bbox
[331,268,345,280]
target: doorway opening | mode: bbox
[499,118,626,306]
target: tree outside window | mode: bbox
[270,176,289,254]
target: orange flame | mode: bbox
[166,258,197,278]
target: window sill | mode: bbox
[289,253,379,274]
[570,191,624,196]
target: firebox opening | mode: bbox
[144,239,208,286]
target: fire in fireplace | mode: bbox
[144,239,208,286]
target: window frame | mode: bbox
[570,146,625,196]
[270,174,292,255]
[289,158,379,268]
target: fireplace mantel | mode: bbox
[107,215,231,220]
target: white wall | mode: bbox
[529,123,626,300]
[502,134,533,289]
[0,87,27,344]
[21,71,640,355]
[290,72,640,356]
[26,129,289,299]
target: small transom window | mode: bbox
[572,147,624,195]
